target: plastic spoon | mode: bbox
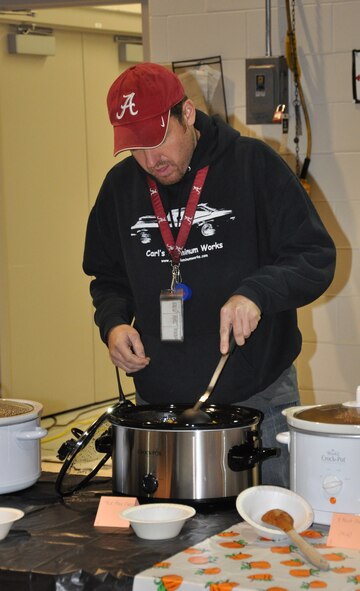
[262,508,330,571]
[179,333,236,424]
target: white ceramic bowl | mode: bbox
[121,503,196,540]
[236,485,314,541]
[0,508,24,541]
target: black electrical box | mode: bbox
[246,56,288,124]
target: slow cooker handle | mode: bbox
[16,427,48,440]
[276,431,290,451]
[95,429,112,454]
[228,443,279,471]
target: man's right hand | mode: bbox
[107,325,150,373]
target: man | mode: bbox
[83,62,336,487]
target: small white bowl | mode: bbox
[121,503,196,540]
[0,508,25,541]
[236,485,313,541]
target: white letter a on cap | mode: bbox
[116,92,139,119]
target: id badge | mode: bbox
[160,289,184,342]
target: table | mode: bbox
[0,472,240,590]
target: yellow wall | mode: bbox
[0,8,141,413]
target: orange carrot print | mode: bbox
[301,582,328,589]
[154,561,171,568]
[219,539,246,548]
[271,545,296,554]
[264,588,290,591]
[154,574,183,591]
[183,547,203,554]
[240,561,271,570]
[322,552,347,561]
[280,558,305,567]
[301,530,323,539]
[332,567,356,574]
[348,575,360,583]
[206,581,239,591]
[217,531,240,537]
[247,573,273,581]
[225,552,252,560]
[196,567,221,575]
[289,568,319,577]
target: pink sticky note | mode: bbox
[327,512,360,550]
[94,495,139,528]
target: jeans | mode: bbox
[136,365,300,490]
[238,365,300,488]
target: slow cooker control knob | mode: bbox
[322,475,343,496]
[142,473,159,494]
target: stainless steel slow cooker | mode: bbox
[55,400,278,502]
[0,398,48,494]
[277,394,360,525]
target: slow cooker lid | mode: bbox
[55,401,121,497]
[294,403,360,425]
[0,399,34,418]
[109,403,262,429]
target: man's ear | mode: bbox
[183,99,196,125]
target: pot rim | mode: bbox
[0,398,43,426]
[283,404,360,435]
[109,402,263,430]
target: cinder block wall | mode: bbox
[145,0,360,405]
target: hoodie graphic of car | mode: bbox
[131,203,234,244]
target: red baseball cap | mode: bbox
[107,62,185,156]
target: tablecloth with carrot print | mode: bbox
[133,521,360,591]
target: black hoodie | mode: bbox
[83,111,336,404]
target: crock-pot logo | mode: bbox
[321,449,345,464]
[138,449,161,456]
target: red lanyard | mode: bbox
[147,166,209,265]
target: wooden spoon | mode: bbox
[262,508,329,571]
